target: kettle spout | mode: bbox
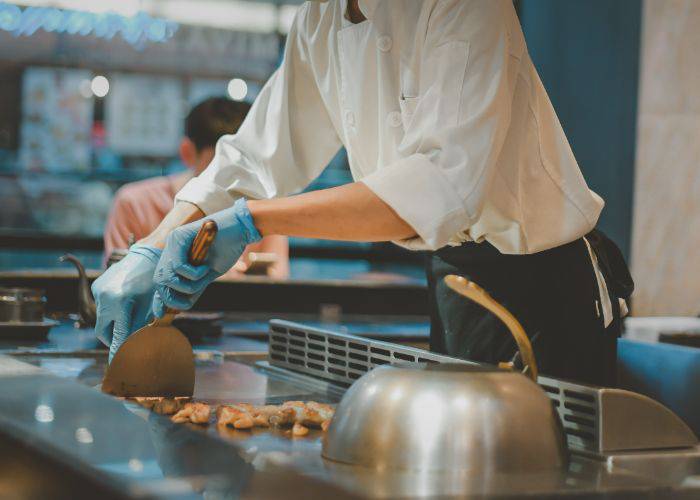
[59,254,97,328]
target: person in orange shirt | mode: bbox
[103,97,289,279]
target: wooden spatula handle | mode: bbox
[161,220,218,318]
[188,220,218,265]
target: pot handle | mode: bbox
[443,275,538,381]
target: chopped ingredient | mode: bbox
[171,402,211,424]
[142,398,336,436]
[131,397,188,415]
[215,400,334,433]
[155,398,187,415]
[292,423,309,437]
[217,405,255,429]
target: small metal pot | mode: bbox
[0,288,47,323]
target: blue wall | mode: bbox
[518,0,642,258]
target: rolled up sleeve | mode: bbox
[175,176,237,216]
[363,1,517,250]
[362,154,470,249]
[175,3,342,215]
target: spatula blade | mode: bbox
[101,325,195,397]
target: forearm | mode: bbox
[139,201,205,249]
[248,182,416,242]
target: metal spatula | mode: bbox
[102,220,218,397]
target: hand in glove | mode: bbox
[152,199,261,317]
[91,244,162,361]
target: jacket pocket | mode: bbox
[399,95,419,126]
[423,40,470,127]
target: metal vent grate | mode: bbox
[268,319,473,386]
[268,319,600,453]
[538,378,600,453]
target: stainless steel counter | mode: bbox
[0,352,352,499]
[2,351,700,499]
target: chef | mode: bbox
[92,0,630,385]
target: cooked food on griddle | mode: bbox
[216,400,334,435]
[217,404,255,429]
[131,397,188,415]
[267,401,334,427]
[293,422,309,436]
[222,403,283,428]
[131,397,158,410]
[155,398,187,415]
[130,397,334,434]
[171,402,211,424]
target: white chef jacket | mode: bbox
[176,0,605,254]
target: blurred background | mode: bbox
[0,0,697,316]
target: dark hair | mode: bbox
[184,97,251,151]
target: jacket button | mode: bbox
[377,35,392,52]
[345,110,356,127]
[387,111,402,128]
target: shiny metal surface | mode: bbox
[597,388,697,452]
[539,376,698,455]
[267,319,474,388]
[0,353,348,499]
[0,287,46,322]
[102,324,196,397]
[323,363,568,473]
[4,352,700,498]
[102,222,217,398]
[603,446,700,480]
[0,424,128,499]
[58,254,97,327]
[271,319,698,458]
[16,350,339,404]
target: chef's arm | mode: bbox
[175,4,343,219]
[140,181,415,249]
[142,182,415,320]
[248,181,416,242]
[139,201,204,249]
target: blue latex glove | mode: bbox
[91,244,162,362]
[152,198,261,317]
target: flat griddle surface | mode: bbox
[5,351,698,499]
[14,351,339,403]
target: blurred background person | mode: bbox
[102,96,289,279]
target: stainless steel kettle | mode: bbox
[59,254,96,328]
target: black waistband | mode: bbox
[432,236,585,261]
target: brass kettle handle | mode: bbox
[443,275,538,381]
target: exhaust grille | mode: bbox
[268,319,600,453]
[268,319,472,385]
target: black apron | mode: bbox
[426,230,633,387]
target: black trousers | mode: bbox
[426,238,619,387]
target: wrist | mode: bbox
[234,198,262,244]
[138,219,174,248]
[138,201,205,249]
[247,199,272,237]
[129,243,162,263]
[138,230,167,250]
